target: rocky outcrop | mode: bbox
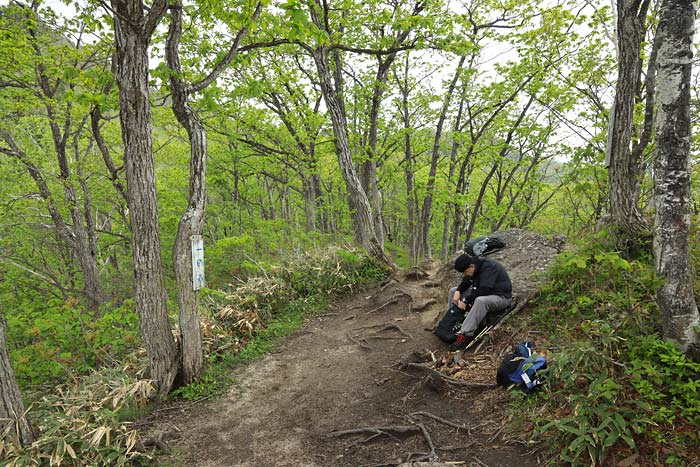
[435,229,567,301]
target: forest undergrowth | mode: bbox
[3,234,700,466]
[507,230,700,467]
[0,246,388,467]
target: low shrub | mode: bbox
[7,301,141,387]
[517,239,700,466]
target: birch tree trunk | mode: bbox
[111,0,178,398]
[0,315,34,446]
[652,0,700,352]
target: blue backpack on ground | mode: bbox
[496,341,547,392]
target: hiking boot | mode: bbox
[449,333,473,351]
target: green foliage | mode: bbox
[517,239,700,466]
[204,220,345,288]
[7,300,141,388]
[628,337,700,426]
[532,238,661,334]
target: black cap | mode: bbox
[454,253,476,272]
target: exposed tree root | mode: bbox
[348,324,413,350]
[416,423,437,460]
[142,432,169,453]
[409,411,468,431]
[369,324,413,339]
[367,298,399,313]
[399,362,496,391]
[410,298,437,312]
[329,425,420,444]
[369,287,416,313]
[347,332,372,351]
[331,421,438,464]
[403,267,430,281]
[473,455,492,467]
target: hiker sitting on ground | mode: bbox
[448,254,513,351]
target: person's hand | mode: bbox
[457,300,468,310]
[452,290,461,305]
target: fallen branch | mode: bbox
[487,417,509,443]
[456,291,539,357]
[493,291,537,329]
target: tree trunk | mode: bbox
[0,130,104,310]
[360,57,395,251]
[111,0,178,398]
[441,91,466,260]
[47,109,106,312]
[166,5,205,386]
[0,315,34,446]
[465,96,534,240]
[311,45,388,263]
[418,55,466,259]
[360,1,422,250]
[397,54,417,265]
[606,0,653,240]
[652,0,699,352]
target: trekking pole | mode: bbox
[465,324,493,351]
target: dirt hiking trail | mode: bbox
[147,229,565,467]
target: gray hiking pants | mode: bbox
[447,287,513,337]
